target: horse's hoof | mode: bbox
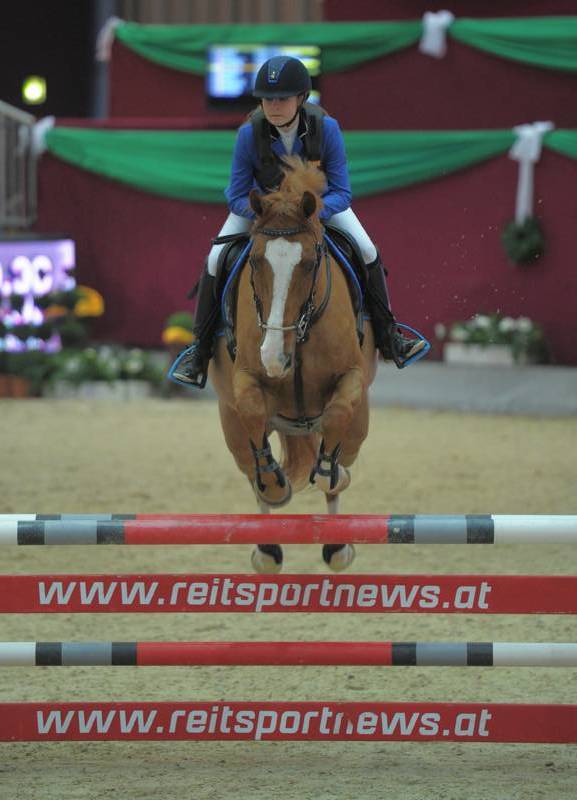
[315,466,350,496]
[253,479,292,508]
[322,544,356,572]
[252,544,283,574]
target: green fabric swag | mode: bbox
[115,21,420,75]
[451,17,577,73]
[45,127,521,204]
[546,129,577,159]
[113,17,577,75]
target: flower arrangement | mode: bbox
[0,285,108,395]
[436,313,549,364]
[36,285,105,347]
[48,346,164,386]
[162,311,194,347]
[1,284,167,396]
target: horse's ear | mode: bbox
[249,189,265,217]
[301,191,317,219]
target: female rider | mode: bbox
[171,56,427,387]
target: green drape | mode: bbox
[46,128,234,203]
[546,129,577,159]
[45,127,520,203]
[451,17,577,72]
[342,131,514,197]
[113,17,577,75]
[115,21,420,75]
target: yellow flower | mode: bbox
[75,286,105,318]
[43,304,68,319]
[162,326,194,345]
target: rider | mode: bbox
[171,56,427,387]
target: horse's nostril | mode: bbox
[283,354,292,371]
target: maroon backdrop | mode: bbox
[109,3,577,129]
[35,3,577,363]
[37,147,577,364]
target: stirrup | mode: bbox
[168,343,209,388]
[388,323,431,369]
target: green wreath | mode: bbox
[501,217,545,265]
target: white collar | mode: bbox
[275,116,299,138]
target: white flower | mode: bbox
[434,323,447,340]
[64,356,82,375]
[96,345,114,360]
[473,314,491,329]
[450,325,468,342]
[498,317,516,332]
[515,317,534,333]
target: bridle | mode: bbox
[249,223,331,344]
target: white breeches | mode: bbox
[206,207,378,276]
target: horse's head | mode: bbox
[249,158,326,379]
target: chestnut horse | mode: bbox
[210,158,377,574]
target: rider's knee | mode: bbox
[207,245,223,276]
[361,242,378,265]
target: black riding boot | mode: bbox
[365,255,427,368]
[170,268,220,388]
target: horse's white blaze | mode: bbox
[260,238,303,378]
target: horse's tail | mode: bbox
[279,433,320,492]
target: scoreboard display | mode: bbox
[0,238,76,352]
[206,45,321,109]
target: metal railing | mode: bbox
[0,100,37,230]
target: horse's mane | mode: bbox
[260,157,326,227]
[280,156,326,200]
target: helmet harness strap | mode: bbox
[262,93,309,129]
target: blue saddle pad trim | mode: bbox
[221,240,252,325]
[220,236,363,324]
[323,233,364,309]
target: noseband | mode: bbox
[249,223,331,344]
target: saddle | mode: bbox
[323,224,370,280]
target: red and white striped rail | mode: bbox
[1,514,576,545]
[1,701,576,743]
[2,573,577,614]
[2,641,577,667]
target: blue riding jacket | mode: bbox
[225,114,352,221]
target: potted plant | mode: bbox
[436,313,550,366]
[0,285,106,397]
[44,346,164,399]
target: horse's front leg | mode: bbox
[312,367,364,573]
[233,369,292,509]
[312,367,364,496]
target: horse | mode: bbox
[209,157,377,574]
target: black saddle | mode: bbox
[187,232,250,301]
[323,224,369,280]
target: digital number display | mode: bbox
[206,45,321,108]
[0,239,76,352]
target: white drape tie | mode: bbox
[509,121,554,224]
[18,116,56,158]
[95,16,123,62]
[419,10,455,58]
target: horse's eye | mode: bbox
[301,259,315,272]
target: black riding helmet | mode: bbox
[253,56,312,98]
